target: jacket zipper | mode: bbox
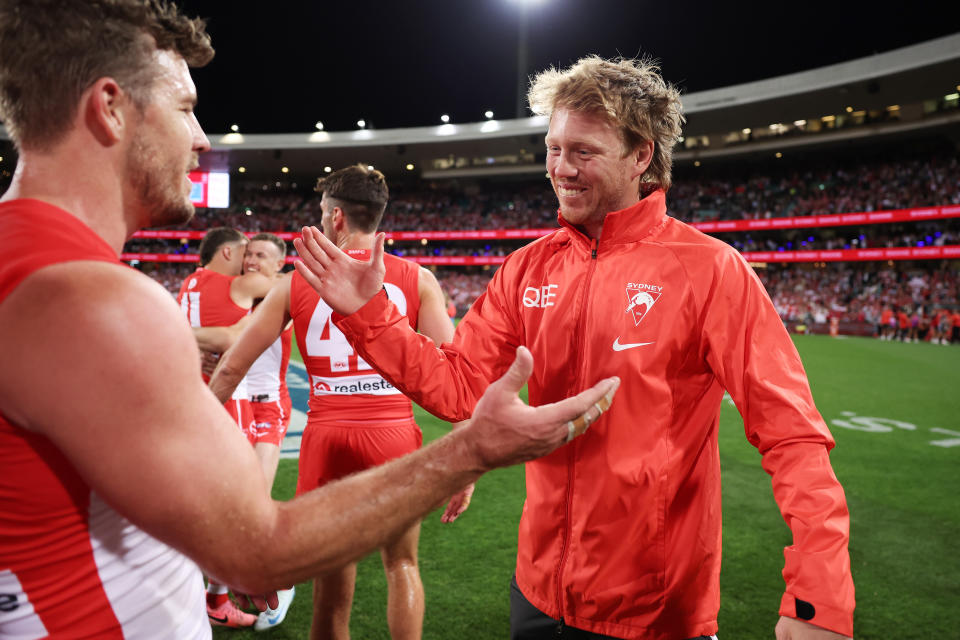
[554,235,600,623]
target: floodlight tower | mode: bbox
[512,0,546,119]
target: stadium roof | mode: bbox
[192,33,960,179]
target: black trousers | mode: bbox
[509,576,716,640]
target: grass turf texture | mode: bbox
[214,334,959,639]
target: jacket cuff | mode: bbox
[779,592,853,637]
[332,288,391,330]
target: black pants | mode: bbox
[510,576,716,640]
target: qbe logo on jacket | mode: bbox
[625,283,663,326]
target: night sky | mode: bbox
[178,1,960,134]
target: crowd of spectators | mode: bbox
[130,149,959,338]
[180,150,959,233]
[758,264,959,340]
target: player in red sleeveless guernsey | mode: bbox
[190,232,297,630]
[176,227,274,626]
[208,165,465,640]
[0,3,621,639]
[177,227,272,442]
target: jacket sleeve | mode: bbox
[334,265,522,423]
[699,249,855,637]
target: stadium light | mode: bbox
[440,114,450,123]
[510,0,549,117]
[315,121,324,131]
[238,166,246,173]
[406,163,415,171]
[357,119,366,129]
[485,110,494,119]
[281,167,289,173]
[230,123,239,132]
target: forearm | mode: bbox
[212,428,483,592]
[208,349,249,404]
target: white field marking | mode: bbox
[724,401,955,450]
[830,414,917,433]
[929,428,960,448]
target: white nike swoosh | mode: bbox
[612,338,655,351]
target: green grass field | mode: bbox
[215,335,959,639]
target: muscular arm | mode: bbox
[416,266,455,346]
[193,314,251,353]
[230,270,274,308]
[209,274,292,404]
[0,261,618,595]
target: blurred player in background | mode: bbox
[294,56,854,640]
[176,226,274,627]
[0,2,620,638]
[209,165,466,640]
[190,231,298,629]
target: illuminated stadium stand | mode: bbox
[3,34,957,333]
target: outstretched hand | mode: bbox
[293,226,386,315]
[463,346,619,471]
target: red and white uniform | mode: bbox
[246,325,293,446]
[290,251,422,494]
[335,190,855,639]
[0,200,208,639]
[176,268,255,441]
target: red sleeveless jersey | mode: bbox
[0,200,208,639]
[290,251,420,425]
[176,268,248,329]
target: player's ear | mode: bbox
[631,140,654,181]
[333,208,346,231]
[85,77,129,146]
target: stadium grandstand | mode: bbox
[11,34,949,341]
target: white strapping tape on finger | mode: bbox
[565,393,613,443]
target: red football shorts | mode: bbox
[249,395,292,446]
[223,397,257,446]
[295,419,422,496]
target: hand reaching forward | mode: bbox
[293,226,386,315]
[463,346,620,471]
[776,616,852,640]
[441,483,475,523]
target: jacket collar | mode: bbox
[554,188,668,249]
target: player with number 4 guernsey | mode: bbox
[208,165,464,639]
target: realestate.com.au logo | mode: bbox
[312,375,398,396]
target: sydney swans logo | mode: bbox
[625,283,662,326]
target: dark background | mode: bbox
[177,1,960,134]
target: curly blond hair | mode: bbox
[528,55,684,192]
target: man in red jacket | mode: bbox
[294,55,854,640]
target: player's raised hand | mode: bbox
[293,226,386,315]
[464,346,619,470]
